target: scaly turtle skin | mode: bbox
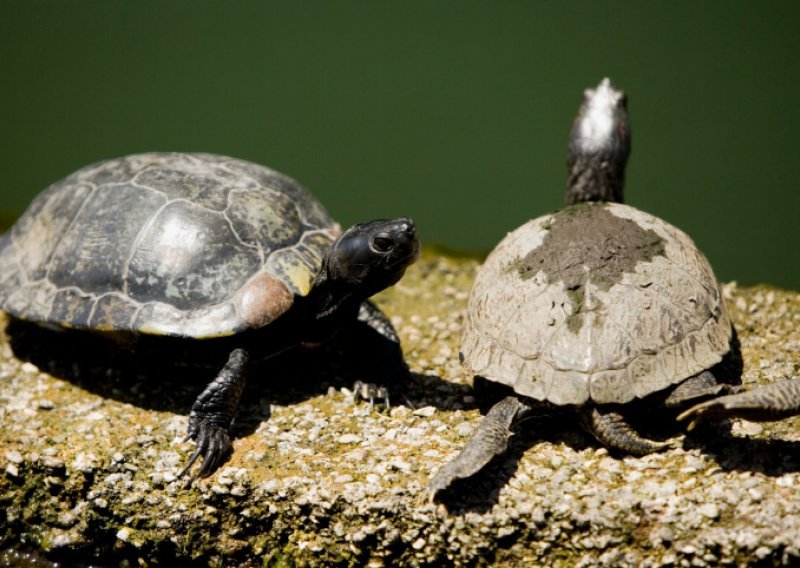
[0,153,420,476]
[429,79,800,497]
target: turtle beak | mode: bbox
[388,217,420,267]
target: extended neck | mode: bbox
[306,271,360,322]
[565,150,627,205]
[564,78,631,205]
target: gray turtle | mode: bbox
[0,152,420,476]
[429,79,800,496]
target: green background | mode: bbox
[1,1,799,288]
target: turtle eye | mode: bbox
[371,235,395,253]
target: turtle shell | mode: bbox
[460,201,731,406]
[0,153,340,338]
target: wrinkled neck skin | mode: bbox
[304,253,399,328]
[565,150,627,205]
[232,266,364,359]
[306,265,363,323]
[564,78,631,206]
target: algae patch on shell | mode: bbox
[516,203,665,332]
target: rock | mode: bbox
[413,406,436,417]
[697,504,720,519]
[5,450,22,464]
[0,251,799,566]
[337,433,361,444]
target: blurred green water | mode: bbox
[1,1,799,288]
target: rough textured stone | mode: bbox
[0,249,799,567]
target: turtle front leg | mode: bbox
[357,300,402,345]
[427,396,529,498]
[353,380,390,411]
[578,406,670,455]
[179,348,249,478]
[346,301,407,410]
[678,377,800,429]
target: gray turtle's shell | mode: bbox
[460,202,731,406]
[0,153,340,338]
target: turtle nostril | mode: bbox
[397,227,415,242]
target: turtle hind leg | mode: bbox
[179,348,249,478]
[678,377,800,429]
[664,371,742,408]
[578,407,670,456]
[665,331,744,409]
[427,396,528,499]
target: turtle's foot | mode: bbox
[579,407,672,455]
[178,417,232,478]
[427,396,528,500]
[352,380,390,411]
[679,377,800,430]
[344,301,409,403]
[178,348,249,478]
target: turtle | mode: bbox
[0,152,420,477]
[428,78,800,496]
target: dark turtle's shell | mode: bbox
[460,202,732,406]
[0,153,340,338]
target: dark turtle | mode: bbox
[428,79,800,496]
[0,152,420,476]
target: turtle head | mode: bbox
[323,217,420,297]
[565,77,631,205]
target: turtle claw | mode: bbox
[676,402,718,431]
[352,380,391,411]
[178,418,232,478]
[177,447,203,479]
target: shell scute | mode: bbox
[225,188,305,254]
[50,288,95,326]
[47,183,166,296]
[88,294,140,331]
[125,199,261,311]
[10,182,95,283]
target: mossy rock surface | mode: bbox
[1,249,800,567]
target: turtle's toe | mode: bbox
[676,400,721,430]
[352,380,391,411]
[178,419,232,478]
